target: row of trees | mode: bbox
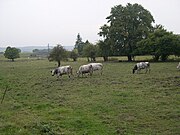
[3,3,180,65]
[48,42,98,67]
[73,3,180,62]
[47,2,180,66]
[74,34,98,61]
[137,25,180,61]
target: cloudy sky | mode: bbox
[0,0,180,47]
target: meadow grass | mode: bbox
[0,55,180,135]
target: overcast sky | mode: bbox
[0,0,180,47]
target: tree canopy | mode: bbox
[48,44,68,67]
[69,49,78,61]
[137,25,180,61]
[97,40,112,61]
[4,46,21,61]
[99,3,155,61]
[83,41,98,62]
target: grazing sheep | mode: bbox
[51,65,73,79]
[87,63,103,75]
[77,64,93,77]
[133,62,150,74]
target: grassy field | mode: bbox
[0,55,180,135]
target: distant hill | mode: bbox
[0,46,74,53]
[0,47,5,52]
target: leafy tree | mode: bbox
[4,46,21,61]
[32,49,49,56]
[32,49,39,53]
[99,3,154,61]
[70,49,78,61]
[74,33,85,56]
[48,44,68,67]
[137,25,180,61]
[173,34,180,57]
[83,41,97,62]
[98,24,112,61]
[97,40,111,61]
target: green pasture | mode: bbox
[0,55,179,135]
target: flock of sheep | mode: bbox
[51,63,103,79]
[51,62,180,79]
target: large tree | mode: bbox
[48,44,68,67]
[4,46,21,61]
[137,25,180,61]
[99,3,154,61]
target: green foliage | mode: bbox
[99,3,154,61]
[74,33,85,56]
[98,24,109,39]
[48,44,68,66]
[82,41,98,62]
[70,49,78,61]
[32,49,49,57]
[137,25,180,61]
[173,34,180,57]
[4,46,21,61]
[97,40,112,61]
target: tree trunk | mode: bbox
[73,58,76,61]
[127,55,132,61]
[153,55,160,61]
[58,60,61,67]
[87,57,90,62]
[160,54,168,61]
[12,59,14,62]
[103,56,108,61]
